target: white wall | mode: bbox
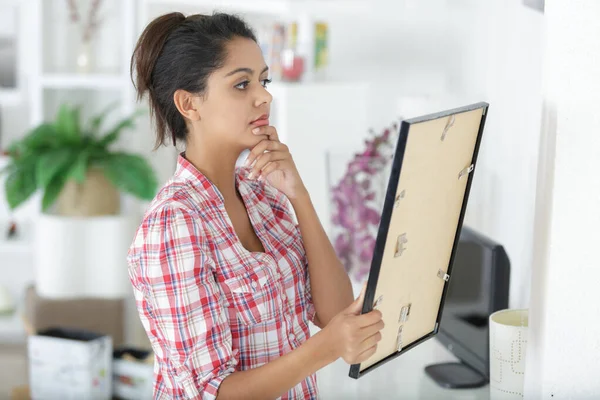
[1,0,544,307]
[327,0,545,308]
[525,0,600,397]
[463,0,544,309]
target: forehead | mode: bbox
[222,37,266,71]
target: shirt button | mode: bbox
[251,281,258,289]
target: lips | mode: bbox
[250,114,269,127]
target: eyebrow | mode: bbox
[225,66,269,77]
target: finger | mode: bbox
[258,155,287,179]
[356,309,383,328]
[355,345,378,364]
[360,319,385,339]
[249,151,288,180]
[258,161,281,181]
[252,125,280,142]
[245,140,274,167]
[346,283,368,315]
[245,140,285,167]
[360,331,383,351]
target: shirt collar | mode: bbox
[175,152,251,203]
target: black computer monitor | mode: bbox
[425,225,510,389]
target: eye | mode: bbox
[234,80,250,90]
[261,78,272,88]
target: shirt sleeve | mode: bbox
[297,235,317,324]
[132,206,236,400]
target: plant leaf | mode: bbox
[88,101,120,137]
[6,141,22,157]
[4,162,37,210]
[68,149,90,184]
[97,109,146,147]
[55,104,81,144]
[100,153,157,200]
[88,146,110,162]
[36,148,76,188]
[18,124,58,152]
[42,170,69,212]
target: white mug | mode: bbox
[489,309,529,399]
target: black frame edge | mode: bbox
[348,119,410,379]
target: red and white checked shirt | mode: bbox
[126,154,319,399]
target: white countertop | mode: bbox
[314,332,490,400]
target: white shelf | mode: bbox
[143,0,368,16]
[28,0,137,125]
[0,237,31,254]
[146,0,289,15]
[40,74,128,90]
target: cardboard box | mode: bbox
[28,328,112,400]
[113,347,154,400]
[23,285,125,347]
[10,385,31,400]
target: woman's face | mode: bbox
[197,36,273,150]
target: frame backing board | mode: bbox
[349,102,489,379]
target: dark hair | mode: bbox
[131,12,257,148]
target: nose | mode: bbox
[254,85,273,108]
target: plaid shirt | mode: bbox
[127,154,319,400]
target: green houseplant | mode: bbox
[1,103,157,216]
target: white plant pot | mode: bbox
[34,213,138,299]
[489,309,529,399]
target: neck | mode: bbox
[184,140,242,202]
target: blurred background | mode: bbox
[0,0,562,398]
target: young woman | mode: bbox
[127,12,384,399]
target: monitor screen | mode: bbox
[437,226,510,378]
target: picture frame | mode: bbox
[349,102,489,379]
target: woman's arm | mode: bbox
[131,206,238,399]
[289,190,354,327]
[217,327,334,399]
[244,127,355,327]
[218,288,383,400]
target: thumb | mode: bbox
[346,283,367,315]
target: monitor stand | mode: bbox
[424,362,488,389]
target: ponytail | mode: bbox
[131,12,185,148]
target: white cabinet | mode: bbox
[28,0,137,130]
[0,0,139,344]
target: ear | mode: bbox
[173,89,202,121]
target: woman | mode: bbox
[127,12,384,399]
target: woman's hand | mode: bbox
[244,126,307,200]
[321,285,385,365]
